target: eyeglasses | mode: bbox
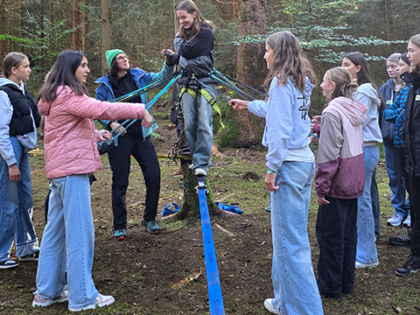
[116,55,129,61]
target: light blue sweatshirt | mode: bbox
[354,83,382,144]
[248,76,314,171]
[0,78,37,166]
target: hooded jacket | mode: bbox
[379,78,398,146]
[39,86,147,179]
[248,76,315,171]
[315,97,367,199]
[355,83,382,144]
[0,78,39,166]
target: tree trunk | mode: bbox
[232,0,267,147]
[82,0,88,52]
[72,0,82,49]
[101,0,112,74]
[0,0,6,62]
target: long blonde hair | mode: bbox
[176,0,215,41]
[409,34,420,74]
[264,31,315,92]
[326,67,358,100]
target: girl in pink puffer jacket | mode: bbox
[33,50,152,312]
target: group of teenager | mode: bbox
[0,0,419,313]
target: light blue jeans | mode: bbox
[35,175,99,309]
[0,137,39,262]
[180,85,214,171]
[270,161,323,315]
[384,145,410,217]
[356,145,379,264]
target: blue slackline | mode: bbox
[196,176,225,315]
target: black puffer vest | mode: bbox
[0,84,41,136]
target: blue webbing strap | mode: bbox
[110,72,183,139]
[209,71,256,101]
[196,176,225,315]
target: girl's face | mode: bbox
[75,56,90,83]
[386,61,399,79]
[12,58,31,83]
[264,43,275,70]
[115,53,130,71]
[397,59,410,75]
[177,10,196,29]
[341,58,360,80]
[320,72,335,99]
[407,41,420,67]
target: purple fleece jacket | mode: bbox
[315,97,367,199]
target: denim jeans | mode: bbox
[270,161,323,315]
[35,175,99,309]
[356,145,379,264]
[371,170,380,237]
[384,145,410,217]
[0,137,39,262]
[180,85,214,171]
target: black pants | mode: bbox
[408,175,420,256]
[108,135,160,230]
[316,197,357,298]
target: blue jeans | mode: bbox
[371,170,380,237]
[356,145,379,264]
[384,145,410,217]
[0,137,39,262]
[270,161,323,315]
[180,85,214,171]
[35,175,99,309]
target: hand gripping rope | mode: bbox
[196,175,225,315]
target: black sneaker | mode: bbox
[0,259,18,269]
[395,255,420,276]
[389,229,412,246]
[19,250,40,262]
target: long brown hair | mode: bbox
[264,31,315,92]
[176,0,215,41]
[38,50,88,102]
[2,52,28,78]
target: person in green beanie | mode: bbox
[95,49,175,239]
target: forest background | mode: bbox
[1,1,420,314]
[1,0,420,147]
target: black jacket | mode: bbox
[403,74,420,177]
[0,84,41,136]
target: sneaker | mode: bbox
[355,261,379,268]
[264,205,271,212]
[194,168,207,176]
[170,166,183,177]
[33,290,69,307]
[142,220,161,234]
[188,163,194,170]
[395,255,420,276]
[0,259,18,269]
[387,213,404,227]
[113,229,126,241]
[19,250,39,262]
[389,229,412,246]
[69,293,115,312]
[264,298,284,315]
[403,214,411,227]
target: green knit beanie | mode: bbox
[105,49,125,68]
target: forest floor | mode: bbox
[1,102,420,315]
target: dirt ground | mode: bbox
[1,106,420,314]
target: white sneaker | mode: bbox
[355,261,379,268]
[403,214,411,227]
[33,290,69,307]
[188,164,194,170]
[194,168,207,176]
[387,214,404,227]
[69,294,115,312]
[264,299,284,315]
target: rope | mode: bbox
[196,176,225,315]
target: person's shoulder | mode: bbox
[130,68,146,76]
[199,21,215,33]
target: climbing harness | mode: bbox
[196,175,225,315]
